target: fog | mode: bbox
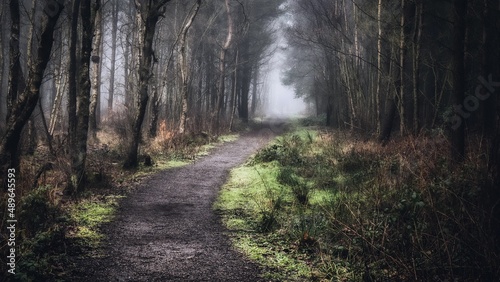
[262,39,307,119]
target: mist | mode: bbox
[262,38,307,119]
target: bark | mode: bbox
[68,0,80,166]
[250,66,259,116]
[108,0,118,114]
[238,41,251,124]
[149,81,160,137]
[123,0,172,169]
[0,3,4,126]
[69,0,99,192]
[3,0,25,172]
[451,0,467,161]
[483,0,500,182]
[412,1,423,135]
[25,0,38,155]
[89,2,103,140]
[380,96,399,145]
[229,50,239,131]
[38,100,54,155]
[0,0,63,190]
[375,0,382,134]
[214,0,234,133]
[49,45,65,135]
[6,0,24,122]
[379,44,398,143]
[398,0,406,135]
[178,0,202,134]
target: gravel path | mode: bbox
[71,123,284,281]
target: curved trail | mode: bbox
[73,123,285,281]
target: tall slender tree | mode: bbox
[0,0,63,190]
[178,0,202,134]
[123,0,172,169]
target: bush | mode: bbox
[19,186,58,236]
[278,166,310,205]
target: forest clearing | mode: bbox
[1,0,499,281]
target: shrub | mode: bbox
[19,186,58,236]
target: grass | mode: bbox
[215,132,324,281]
[68,196,122,248]
[215,125,500,281]
[0,126,243,281]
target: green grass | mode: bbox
[215,124,500,280]
[69,196,122,248]
[215,134,323,280]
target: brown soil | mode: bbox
[70,121,286,281]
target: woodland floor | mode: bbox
[69,121,287,281]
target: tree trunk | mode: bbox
[69,0,99,192]
[250,66,259,117]
[68,0,80,178]
[214,0,234,134]
[108,0,118,114]
[6,0,24,123]
[379,44,398,143]
[0,0,63,190]
[375,0,382,134]
[89,2,103,140]
[123,0,171,169]
[483,0,500,182]
[412,1,423,135]
[49,44,65,135]
[238,42,251,124]
[398,0,406,135]
[229,50,239,130]
[3,0,25,172]
[149,82,160,137]
[178,0,201,134]
[451,0,467,161]
[0,2,4,127]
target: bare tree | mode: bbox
[108,0,119,114]
[89,1,103,140]
[213,0,234,133]
[0,0,63,190]
[67,0,100,192]
[178,0,202,134]
[451,0,467,161]
[6,0,24,123]
[123,0,172,169]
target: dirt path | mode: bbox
[71,122,285,281]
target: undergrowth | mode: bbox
[0,123,240,281]
[215,127,500,281]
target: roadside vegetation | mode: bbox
[0,122,239,281]
[215,121,500,281]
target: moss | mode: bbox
[69,197,121,247]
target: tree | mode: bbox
[213,0,234,133]
[6,0,24,123]
[89,0,103,140]
[107,0,119,115]
[123,0,172,169]
[178,0,202,134]
[0,0,63,190]
[450,0,467,161]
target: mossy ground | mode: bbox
[215,124,499,281]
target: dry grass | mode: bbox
[236,127,499,281]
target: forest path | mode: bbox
[72,121,286,281]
